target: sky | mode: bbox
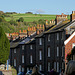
[0,0,75,15]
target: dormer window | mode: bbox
[14,49,16,53]
[22,45,24,50]
[39,38,42,45]
[30,45,33,50]
[48,34,50,41]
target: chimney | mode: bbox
[43,25,45,31]
[40,25,41,29]
[70,11,75,21]
[28,27,30,31]
[27,30,29,37]
[50,21,51,24]
[19,30,21,33]
[23,30,24,32]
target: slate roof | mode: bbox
[19,37,31,44]
[10,42,19,48]
[35,20,75,37]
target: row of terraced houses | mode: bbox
[9,11,75,74]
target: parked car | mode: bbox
[26,70,32,75]
[17,72,25,75]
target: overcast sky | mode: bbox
[0,0,75,15]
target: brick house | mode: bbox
[64,31,75,69]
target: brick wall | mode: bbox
[65,36,75,60]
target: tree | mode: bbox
[0,26,10,64]
[9,20,18,26]
[17,17,24,22]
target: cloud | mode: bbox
[36,9,45,13]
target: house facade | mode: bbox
[9,11,75,74]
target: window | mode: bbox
[48,62,50,71]
[22,55,24,63]
[22,67,24,72]
[62,46,64,57]
[39,65,42,71]
[72,43,75,48]
[22,45,24,50]
[61,32,63,40]
[54,62,56,70]
[39,51,42,60]
[62,62,64,69]
[57,33,59,40]
[14,49,16,53]
[48,47,50,57]
[57,47,59,57]
[27,67,29,71]
[30,45,33,50]
[14,59,16,66]
[30,55,32,63]
[57,62,59,72]
[39,38,42,45]
[19,65,21,72]
[48,34,50,41]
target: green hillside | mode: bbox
[5,13,56,22]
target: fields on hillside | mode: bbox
[5,14,56,22]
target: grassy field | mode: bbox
[5,14,56,22]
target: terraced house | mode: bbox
[9,11,75,74]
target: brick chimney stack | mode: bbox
[70,11,75,21]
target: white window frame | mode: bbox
[30,55,33,64]
[22,67,24,72]
[39,38,42,45]
[30,45,33,50]
[14,49,16,53]
[48,62,50,71]
[48,34,50,41]
[22,55,24,63]
[22,45,24,50]
[14,59,16,67]
[57,62,59,72]
[48,47,50,57]
[39,51,42,60]
[57,47,59,57]
[39,65,42,71]
[57,33,59,40]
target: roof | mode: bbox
[35,20,75,38]
[19,37,31,44]
[25,38,35,44]
[64,31,75,45]
[10,42,19,48]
